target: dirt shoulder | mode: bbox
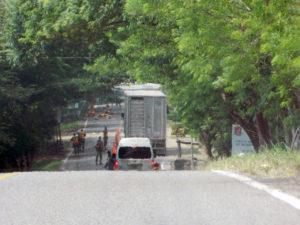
[246,174,300,199]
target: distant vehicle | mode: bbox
[124,89,167,155]
[114,138,156,170]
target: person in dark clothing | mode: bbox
[103,126,108,150]
[104,151,116,170]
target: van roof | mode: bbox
[117,83,161,91]
[119,138,151,147]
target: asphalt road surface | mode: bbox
[1,171,300,225]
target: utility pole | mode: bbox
[175,109,182,158]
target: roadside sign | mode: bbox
[232,125,255,155]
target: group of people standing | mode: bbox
[71,129,86,156]
[70,125,115,169]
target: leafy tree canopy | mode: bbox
[121,0,300,155]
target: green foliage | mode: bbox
[0,0,299,165]
[121,0,235,157]
[60,120,79,133]
[121,0,300,157]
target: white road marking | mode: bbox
[0,172,20,180]
[84,118,89,130]
[213,170,300,211]
[62,150,73,170]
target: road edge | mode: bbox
[0,172,20,180]
[212,170,300,211]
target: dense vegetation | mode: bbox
[0,0,128,170]
[0,0,299,169]
[120,0,299,158]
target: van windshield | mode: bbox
[118,147,152,159]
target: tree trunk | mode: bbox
[280,112,293,147]
[223,146,231,157]
[199,131,214,159]
[256,112,272,148]
[230,110,260,152]
[204,140,213,159]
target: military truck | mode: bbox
[124,89,167,155]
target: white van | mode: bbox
[115,137,155,170]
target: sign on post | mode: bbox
[232,125,255,155]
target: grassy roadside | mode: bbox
[206,148,300,178]
[32,159,62,171]
[60,120,80,133]
[32,119,81,171]
[32,142,70,171]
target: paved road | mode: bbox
[1,171,300,225]
[63,104,123,171]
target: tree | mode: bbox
[121,0,300,156]
[120,0,233,157]
[0,0,129,169]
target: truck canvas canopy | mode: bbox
[124,88,167,155]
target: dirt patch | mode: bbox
[33,141,69,162]
[34,153,66,161]
[250,175,300,198]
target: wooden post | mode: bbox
[58,124,62,141]
[191,138,194,170]
[177,139,182,158]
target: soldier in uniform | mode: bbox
[95,137,104,165]
[71,133,79,156]
[78,129,86,151]
[103,126,108,150]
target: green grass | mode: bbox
[206,148,300,177]
[32,159,62,171]
[64,141,71,152]
[60,120,79,132]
